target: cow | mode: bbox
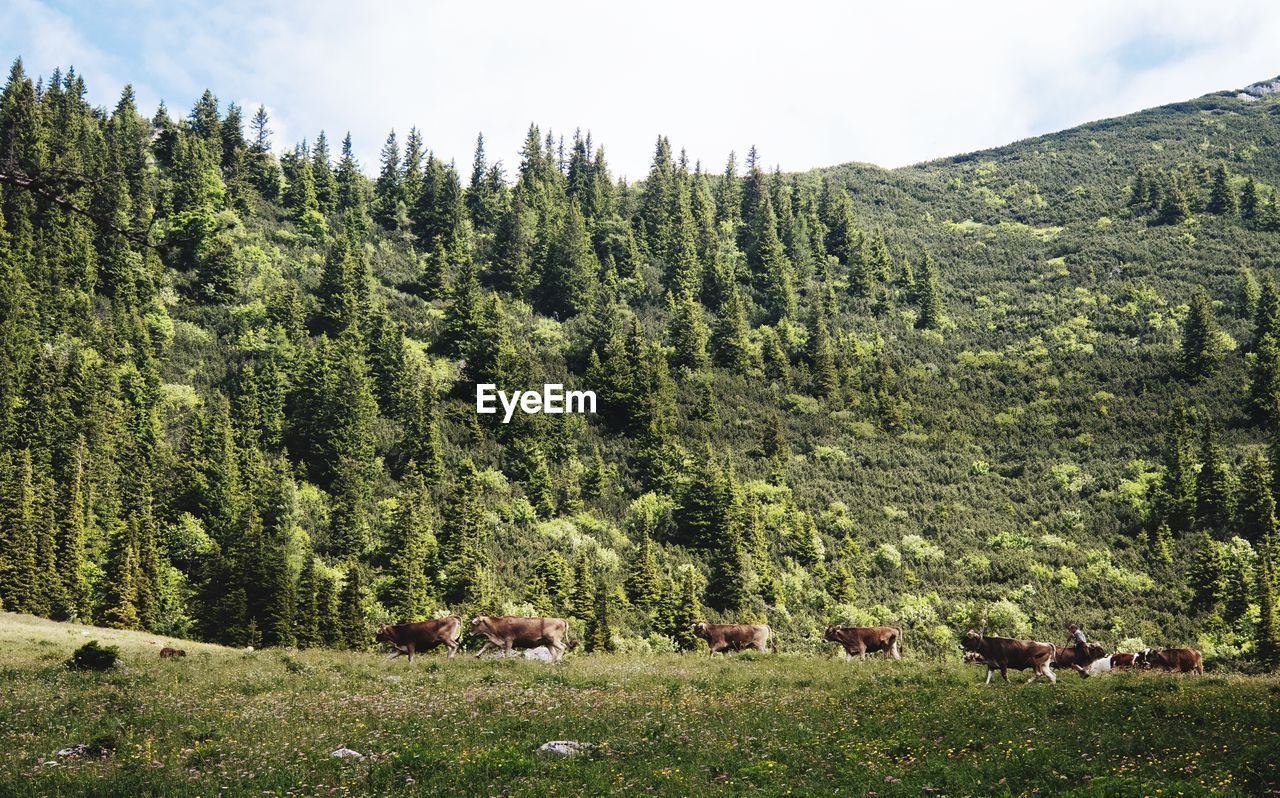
[1084,652,1140,676]
[159,647,186,659]
[1137,647,1204,674]
[1053,643,1108,675]
[375,616,462,663]
[823,625,902,661]
[690,622,773,655]
[960,631,1057,684]
[469,616,572,661]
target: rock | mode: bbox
[56,744,89,758]
[244,646,255,652]
[538,740,592,757]
[330,745,365,761]
[524,646,556,662]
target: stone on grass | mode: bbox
[330,745,365,761]
[538,740,592,757]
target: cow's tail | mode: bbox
[769,626,778,653]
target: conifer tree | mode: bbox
[1242,178,1260,223]
[668,289,711,371]
[440,459,490,606]
[915,248,944,330]
[311,131,337,214]
[587,588,616,653]
[386,463,437,621]
[337,563,370,650]
[1154,404,1198,533]
[0,450,37,613]
[1207,163,1238,216]
[1181,289,1221,379]
[373,129,404,229]
[294,555,321,648]
[1195,421,1235,533]
[540,201,598,317]
[335,132,368,227]
[1239,453,1277,546]
[626,532,663,613]
[711,282,754,374]
[570,550,597,622]
[672,569,702,651]
[528,551,571,614]
[582,446,609,501]
[1257,547,1280,665]
[807,295,839,398]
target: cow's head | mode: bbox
[689,622,708,639]
[962,651,986,665]
[374,623,392,643]
[823,625,838,642]
[1135,648,1152,668]
[960,630,983,651]
[469,616,490,636]
[1083,642,1107,663]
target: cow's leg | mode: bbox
[1044,664,1057,684]
[475,640,496,659]
[406,642,416,665]
[1000,666,1009,683]
[385,647,405,661]
[985,666,994,685]
[892,640,901,660]
[445,639,457,660]
[502,642,514,658]
[550,641,566,661]
[843,648,851,663]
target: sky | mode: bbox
[2,0,1279,180]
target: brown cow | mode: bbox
[960,631,1057,684]
[376,617,462,663]
[690,622,773,655]
[1053,643,1108,675]
[159,647,186,659]
[824,625,902,661]
[469,616,571,661]
[1137,647,1204,674]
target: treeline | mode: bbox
[4,60,1280,664]
[0,60,939,653]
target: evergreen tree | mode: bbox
[1181,289,1222,379]
[440,459,490,607]
[0,450,37,613]
[1242,178,1260,223]
[1153,404,1198,533]
[807,295,839,398]
[1207,163,1239,216]
[586,587,616,653]
[385,462,438,621]
[540,201,598,317]
[528,551,571,614]
[1195,421,1235,534]
[711,281,754,374]
[915,248,944,330]
[626,532,663,613]
[570,550,596,621]
[668,289,711,371]
[337,563,370,650]
[1239,453,1277,546]
[373,129,404,229]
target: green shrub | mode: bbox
[66,641,120,671]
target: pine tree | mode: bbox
[1257,545,1280,665]
[807,294,839,398]
[1195,421,1235,533]
[335,132,368,227]
[570,550,597,622]
[1239,453,1277,546]
[386,463,437,621]
[915,248,944,330]
[440,459,490,607]
[582,445,609,501]
[1207,163,1239,216]
[626,532,663,613]
[337,563,370,650]
[540,201,598,318]
[294,555,321,648]
[668,289,711,371]
[586,587,616,653]
[1242,178,1260,223]
[373,129,403,229]
[672,569,702,651]
[711,282,754,374]
[1159,175,1192,225]
[528,551,570,614]
[1189,530,1227,610]
[0,450,37,613]
[1154,404,1197,532]
[1181,289,1221,379]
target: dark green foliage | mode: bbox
[66,640,120,671]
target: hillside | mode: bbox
[2,612,1278,797]
[2,58,1280,664]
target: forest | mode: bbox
[3,58,1280,667]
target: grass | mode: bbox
[1,613,1278,796]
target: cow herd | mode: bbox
[959,630,1204,683]
[371,616,1206,682]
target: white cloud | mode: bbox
[3,0,1278,178]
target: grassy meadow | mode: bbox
[1,612,1278,797]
